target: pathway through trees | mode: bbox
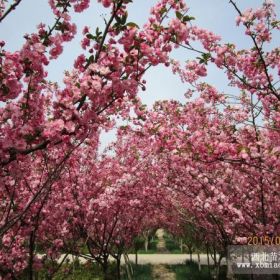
[151,229,175,280]
[151,264,176,280]
[155,228,168,253]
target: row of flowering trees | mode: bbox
[115,0,280,277]
[0,0,188,278]
[0,0,279,279]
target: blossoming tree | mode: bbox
[0,0,279,279]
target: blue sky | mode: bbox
[1,0,279,149]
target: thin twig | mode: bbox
[0,0,22,23]
[229,0,279,100]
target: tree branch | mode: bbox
[0,0,22,23]
[229,0,279,100]
[76,1,124,111]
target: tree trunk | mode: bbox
[215,255,223,280]
[187,245,192,261]
[28,231,35,280]
[116,257,121,280]
[207,245,210,277]
[213,247,217,267]
[197,252,201,271]
[226,255,235,280]
[135,249,138,265]
[102,259,109,280]
[124,253,133,280]
[144,237,149,252]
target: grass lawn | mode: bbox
[168,262,251,280]
[50,263,153,280]
[137,239,158,254]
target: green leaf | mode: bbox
[87,55,94,64]
[271,20,280,28]
[86,34,95,40]
[183,15,195,22]
[115,15,122,24]
[126,22,139,29]
[176,11,183,20]
[198,53,211,64]
[95,27,102,37]
[152,24,161,31]
[120,13,128,25]
[160,7,167,16]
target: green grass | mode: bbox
[122,264,152,280]
[168,262,213,280]
[137,239,158,254]
[54,263,152,280]
[165,239,181,253]
[51,261,104,280]
[168,262,251,280]
[23,261,152,280]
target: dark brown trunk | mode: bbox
[135,249,138,265]
[116,257,121,280]
[102,258,109,280]
[206,246,211,278]
[28,231,35,280]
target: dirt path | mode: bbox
[151,264,176,280]
[155,228,168,253]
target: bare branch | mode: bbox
[0,0,22,23]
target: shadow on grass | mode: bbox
[168,260,251,280]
